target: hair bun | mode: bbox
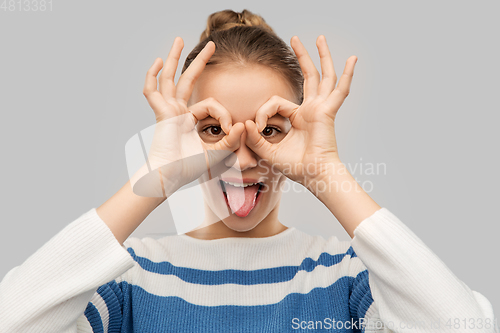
[200,9,275,41]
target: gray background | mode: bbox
[1,0,498,315]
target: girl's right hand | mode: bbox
[131,37,245,197]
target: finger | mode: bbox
[204,123,245,173]
[211,122,245,151]
[245,120,277,161]
[143,58,169,118]
[159,37,184,98]
[175,41,216,102]
[290,36,320,100]
[316,35,337,98]
[325,56,358,113]
[254,95,299,132]
[188,97,233,134]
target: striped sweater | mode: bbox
[0,207,497,332]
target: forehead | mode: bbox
[189,64,296,123]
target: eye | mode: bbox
[261,126,281,138]
[201,125,225,137]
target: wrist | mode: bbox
[302,158,347,194]
[130,163,181,199]
[302,159,381,238]
[304,160,367,204]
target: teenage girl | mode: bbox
[0,9,497,333]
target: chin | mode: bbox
[220,216,261,232]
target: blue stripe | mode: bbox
[126,246,358,286]
[349,270,374,320]
[108,280,124,309]
[119,276,363,333]
[97,282,123,332]
[84,302,104,333]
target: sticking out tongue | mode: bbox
[224,183,260,217]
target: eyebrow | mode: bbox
[268,114,287,121]
[196,113,288,125]
[197,116,217,123]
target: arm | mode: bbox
[0,208,136,332]
[312,159,381,238]
[315,160,495,332]
[313,162,497,331]
[312,161,497,331]
[345,204,498,332]
[0,37,239,332]
[96,175,165,246]
[100,37,244,246]
[243,34,498,332]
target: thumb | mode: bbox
[244,120,276,162]
[203,122,245,172]
[211,122,245,152]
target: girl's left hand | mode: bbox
[245,35,357,190]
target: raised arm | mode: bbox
[0,36,243,332]
[244,34,498,332]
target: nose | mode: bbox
[224,129,258,171]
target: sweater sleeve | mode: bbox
[0,208,136,333]
[349,208,499,333]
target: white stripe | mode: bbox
[362,302,389,332]
[132,255,367,306]
[125,232,354,271]
[89,292,109,333]
[76,313,94,333]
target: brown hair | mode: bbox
[182,9,304,104]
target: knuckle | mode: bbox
[270,95,281,104]
[175,98,187,107]
[255,137,266,149]
[221,138,232,149]
[206,96,217,105]
[305,70,320,80]
[336,89,348,97]
[304,72,314,79]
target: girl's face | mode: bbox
[188,64,298,234]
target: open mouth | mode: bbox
[219,180,264,218]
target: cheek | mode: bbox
[256,160,282,180]
[266,133,286,144]
[275,175,287,194]
[261,174,286,197]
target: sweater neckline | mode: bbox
[178,226,297,244]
